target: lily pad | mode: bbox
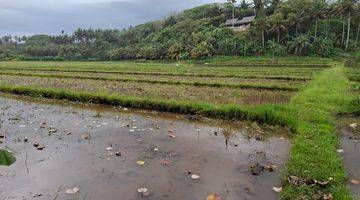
[0,150,16,166]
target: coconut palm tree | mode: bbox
[287,11,308,37]
[227,0,237,27]
[289,34,311,56]
[269,13,286,43]
[333,0,356,50]
[255,18,270,47]
[311,0,327,41]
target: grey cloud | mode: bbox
[0,0,224,36]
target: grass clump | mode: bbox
[281,66,354,199]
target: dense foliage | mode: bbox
[0,0,359,61]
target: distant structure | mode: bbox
[225,16,255,31]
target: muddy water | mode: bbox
[337,117,360,198]
[0,96,291,200]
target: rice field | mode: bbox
[0,60,323,106]
[2,58,359,199]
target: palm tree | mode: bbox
[334,0,356,50]
[255,18,270,47]
[287,11,307,37]
[254,0,265,17]
[289,34,311,56]
[227,0,237,27]
[353,4,360,47]
[269,13,286,43]
[311,0,327,41]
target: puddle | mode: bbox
[0,95,291,200]
[337,117,360,198]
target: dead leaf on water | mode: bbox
[206,194,222,200]
[191,174,200,180]
[136,161,145,166]
[81,132,91,140]
[350,123,358,129]
[350,179,359,185]
[137,187,150,197]
[272,186,282,193]
[65,187,80,194]
[336,149,344,153]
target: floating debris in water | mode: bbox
[272,187,282,193]
[350,123,357,129]
[336,149,344,153]
[191,174,200,180]
[137,187,150,197]
[206,194,222,200]
[250,163,264,175]
[65,187,80,194]
[136,161,145,166]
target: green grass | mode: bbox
[0,71,300,91]
[281,66,354,199]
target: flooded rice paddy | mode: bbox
[0,75,294,105]
[0,95,291,200]
[337,117,360,198]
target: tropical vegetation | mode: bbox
[0,0,359,61]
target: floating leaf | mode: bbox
[350,123,357,129]
[272,187,282,193]
[191,174,200,180]
[136,160,145,166]
[0,150,16,166]
[65,187,80,194]
[336,149,344,153]
[206,194,222,200]
[350,179,359,185]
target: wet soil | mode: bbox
[337,117,360,198]
[0,95,291,200]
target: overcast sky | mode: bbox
[0,0,225,36]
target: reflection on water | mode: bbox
[0,95,291,200]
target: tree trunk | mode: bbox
[356,24,360,47]
[341,15,345,45]
[314,18,318,42]
[296,25,298,37]
[232,3,235,28]
[262,29,265,48]
[277,28,280,43]
[345,11,351,50]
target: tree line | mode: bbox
[0,0,359,61]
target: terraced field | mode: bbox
[1,59,359,200]
[0,61,323,106]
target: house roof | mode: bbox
[225,18,238,26]
[237,16,255,25]
[225,16,255,26]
